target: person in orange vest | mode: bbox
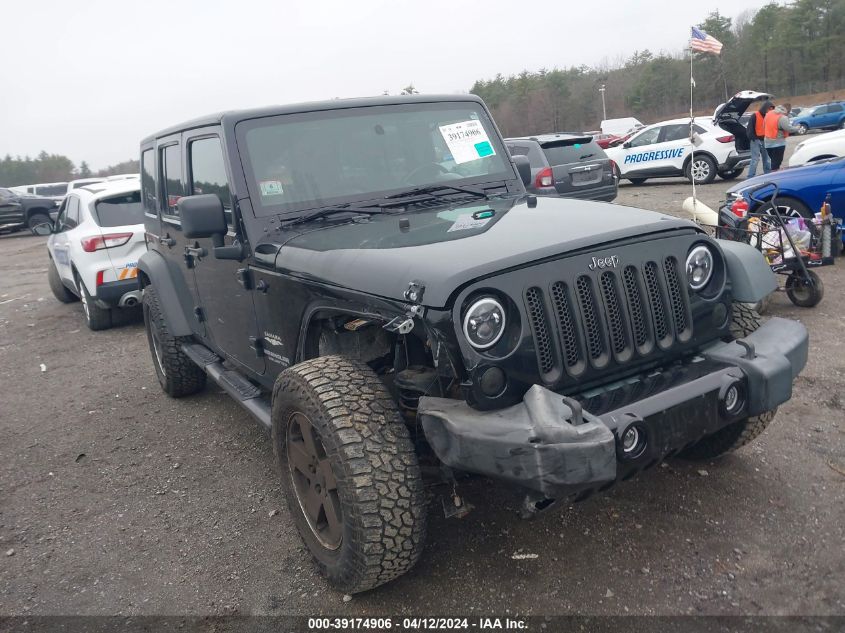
[764,104,797,170]
[746,100,773,177]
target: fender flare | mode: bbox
[716,239,778,303]
[137,250,194,336]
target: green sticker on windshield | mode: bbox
[475,141,494,157]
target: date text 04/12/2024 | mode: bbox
[307,617,528,630]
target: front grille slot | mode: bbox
[643,261,671,345]
[663,256,691,341]
[525,287,556,376]
[599,271,630,358]
[622,265,653,352]
[575,276,608,366]
[550,282,581,369]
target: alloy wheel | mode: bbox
[691,159,711,183]
[286,412,343,550]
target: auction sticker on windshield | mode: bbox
[439,120,495,164]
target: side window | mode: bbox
[660,124,690,143]
[161,144,184,217]
[65,196,80,229]
[141,149,156,214]
[814,106,828,115]
[629,127,661,148]
[189,136,232,225]
[829,104,843,113]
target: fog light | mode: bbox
[722,383,745,416]
[622,426,640,453]
[479,366,506,397]
[619,423,647,459]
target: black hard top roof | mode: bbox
[141,93,485,144]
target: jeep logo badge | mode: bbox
[589,255,619,270]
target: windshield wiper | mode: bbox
[383,183,489,201]
[281,203,383,228]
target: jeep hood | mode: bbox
[268,196,697,308]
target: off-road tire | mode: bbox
[271,355,426,594]
[27,213,50,234]
[142,284,206,397]
[680,303,777,460]
[78,278,112,331]
[47,257,78,303]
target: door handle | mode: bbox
[185,245,207,258]
[159,234,175,247]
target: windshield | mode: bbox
[93,191,144,227]
[237,102,513,216]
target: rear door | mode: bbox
[824,104,844,127]
[541,138,612,195]
[51,195,81,282]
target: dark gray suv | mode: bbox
[505,134,617,202]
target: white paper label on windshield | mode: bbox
[439,120,496,165]
[447,214,491,232]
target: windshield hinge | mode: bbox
[404,280,425,304]
[237,267,253,290]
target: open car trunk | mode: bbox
[713,90,772,154]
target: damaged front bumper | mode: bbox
[418,317,808,499]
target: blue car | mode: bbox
[721,156,845,249]
[792,102,845,135]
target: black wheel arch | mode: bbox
[137,250,195,337]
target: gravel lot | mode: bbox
[2,137,844,617]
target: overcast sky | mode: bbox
[2,0,771,170]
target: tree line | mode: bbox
[0,152,139,188]
[470,0,845,137]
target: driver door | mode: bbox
[182,130,265,375]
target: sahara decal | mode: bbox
[623,147,686,164]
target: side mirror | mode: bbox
[622,141,632,149]
[512,154,531,187]
[179,194,227,240]
[32,222,53,236]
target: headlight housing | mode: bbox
[686,244,714,291]
[463,297,506,350]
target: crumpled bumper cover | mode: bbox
[419,317,808,497]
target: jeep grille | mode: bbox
[524,257,692,380]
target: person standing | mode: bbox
[764,104,796,170]
[746,100,773,177]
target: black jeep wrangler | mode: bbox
[138,95,808,594]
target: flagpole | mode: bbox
[689,36,696,204]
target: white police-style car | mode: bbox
[605,91,771,185]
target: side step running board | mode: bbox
[181,343,272,431]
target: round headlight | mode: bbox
[686,245,714,291]
[463,297,506,350]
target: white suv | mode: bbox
[42,180,146,330]
[605,90,771,185]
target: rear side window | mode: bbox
[829,104,843,112]
[189,136,232,224]
[141,149,156,213]
[541,140,605,165]
[66,196,80,228]
[94,191,143,227]
[507,144,531,157]
[161,144,183,216]
[36,184,68,196]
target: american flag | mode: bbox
[690,26,723,55]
